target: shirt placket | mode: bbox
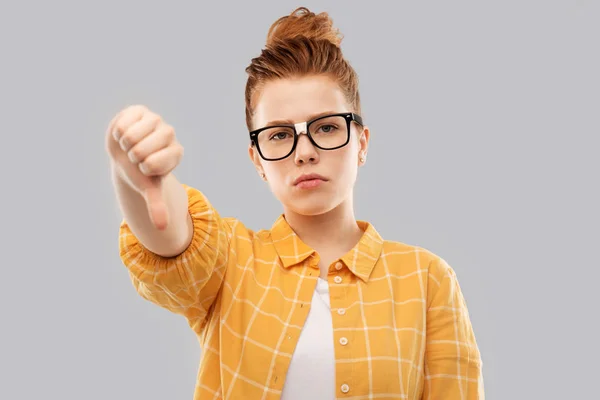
[328,261,355,397]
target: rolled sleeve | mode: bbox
[119,184,232,331]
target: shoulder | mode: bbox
[378,238,445,273]
[377,239,459,301]
[378,236,458,285]
[221,218,277,250]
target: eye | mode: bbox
[318,124,338,134]
[270,131,292,141]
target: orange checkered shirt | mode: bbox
[118,184,484,399]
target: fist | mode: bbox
[105,105,184,230]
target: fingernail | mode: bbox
[120,138,129,151]
[112,130,120,141]
[139,163,148,174]
[128,151,137,164]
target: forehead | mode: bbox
[253,75,348,126]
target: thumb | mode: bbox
[143,177,169,231]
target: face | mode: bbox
[248,74,370,216]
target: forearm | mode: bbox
[111,163,192,258]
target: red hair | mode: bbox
[244,7,361,130]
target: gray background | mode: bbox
[1,0,598,399]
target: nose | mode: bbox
[293,122,319,165]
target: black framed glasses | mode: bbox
[249,112,363,161]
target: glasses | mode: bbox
[249,112,363,161]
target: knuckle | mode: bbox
[142,156,161,174]
[121,105,147,123]
[129,104,148,113]
[168,132,177,144]
[151,113,162,125]
[163,125,175,139]
[114,122,126,135]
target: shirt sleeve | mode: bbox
[422,256,485,399]
[118,184,232,332]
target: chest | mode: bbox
[214,258,428,398]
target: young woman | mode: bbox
[106,7,484,400]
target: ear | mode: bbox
[248,143,267,180]
[358,125,370,165]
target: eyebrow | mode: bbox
[265,111,339,127]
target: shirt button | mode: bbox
[339,337,348,345]
[335,262,343,270]
[334,276,342,284]
[341,383,350,393]
[337,308,346,315]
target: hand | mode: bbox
[105,105,184,230]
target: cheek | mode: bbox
[263,161,291,186]
[335,146,359,173]
[338,150,361,188]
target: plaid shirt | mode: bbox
[119,184,484,399]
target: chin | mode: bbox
[272,183,348,217]
[283,194,341,217]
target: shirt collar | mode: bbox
[269,214,384,282]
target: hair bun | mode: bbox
[266,7,343,48]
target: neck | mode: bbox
[283,197,364,256]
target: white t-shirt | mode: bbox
[280,278,336,399]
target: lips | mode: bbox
[293,173,328,186]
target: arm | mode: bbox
[116,175,231,331]
[112,167,192,257]
[422,256,485,399]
